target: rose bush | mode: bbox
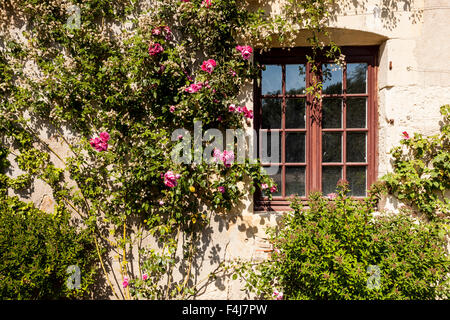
[0,0,347,299]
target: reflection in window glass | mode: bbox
[322,99,342,128]
[347,63,367,94]
[322,132,342,163]
[262,98,282,129]
[346,133,366,163]
[286,167,306,196]
[322,64,342,94]
[286,132,306,163]
[286,99,306,128]
[346,98,367,128]
[262,65,282,95]
[347,166,366,196]
[286,64,306,95]
[322,166,342,195]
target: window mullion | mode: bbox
[282,64,286,198]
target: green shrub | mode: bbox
[237,184,450,300]
[382,104,450,219]
[0,196,98,299]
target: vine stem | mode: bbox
[122,221,131,300]
[94,235,120,300]
[165,225,181,299]
[180,236,195,299]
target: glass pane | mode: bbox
[322,64,342,94]
[347,63,367,94]
[262,166,282,197]
[286,98,306,128]
[322,132,342,163]
[346,98,367,128]
[262,65,282,95]
[322,98,342,128]
[262,98,282,129]
[347,166,366,196]
[322,166,342,195]
[261,131,281,163]
[286,64,306,95]
[346,133,366,163]
[286,166,306,196]
[286,132,306,163]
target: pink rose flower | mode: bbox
[142,273,148,281]
[99,131,110,142]
[270,185,277,193]
[169,105,176,113]
[152,28,161,35]
[261,183,268,190]
[213,148,222,163]
[272,289,283,300]
[222,150,234,168]
[122,276,129,288]
[327,193,337,200]
[236,45,253,60]
[185,83,203,93]
[148,43,164,56]
[402,131,410,139]
[177,134,183,140]
[201,59,217,74]
[202,0,212,8]
[90,132,110,152]
[164,171,181,188]
[218,186,225,193]
[228,104,236,112]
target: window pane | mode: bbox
[347,63,367,94]
[262,98,282,129]
[322,132,342,163]
[346,133,366,163]
[346,98,367,128]
[322,64,342,94]
[286,98,306,128]
[286,166,306,196]
[261,131,281,163]
[322,166,342,195]
[322,98,342,128]
[286,64,306,95]
[262,166,282,197]
[347,166,366,196]
[262,65,282,95]
[286,132,305,163]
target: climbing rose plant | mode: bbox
[0,0,344,299]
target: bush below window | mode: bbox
[236,184,450,300]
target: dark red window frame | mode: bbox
[254,46,379,211]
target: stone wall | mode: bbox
[2,0,449,299]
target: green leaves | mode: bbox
[381,105,450,219]
[236,187,450,300]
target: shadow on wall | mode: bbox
[328,0,423,30]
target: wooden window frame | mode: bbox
[254,46,379,211]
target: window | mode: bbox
[254,46,378,210]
